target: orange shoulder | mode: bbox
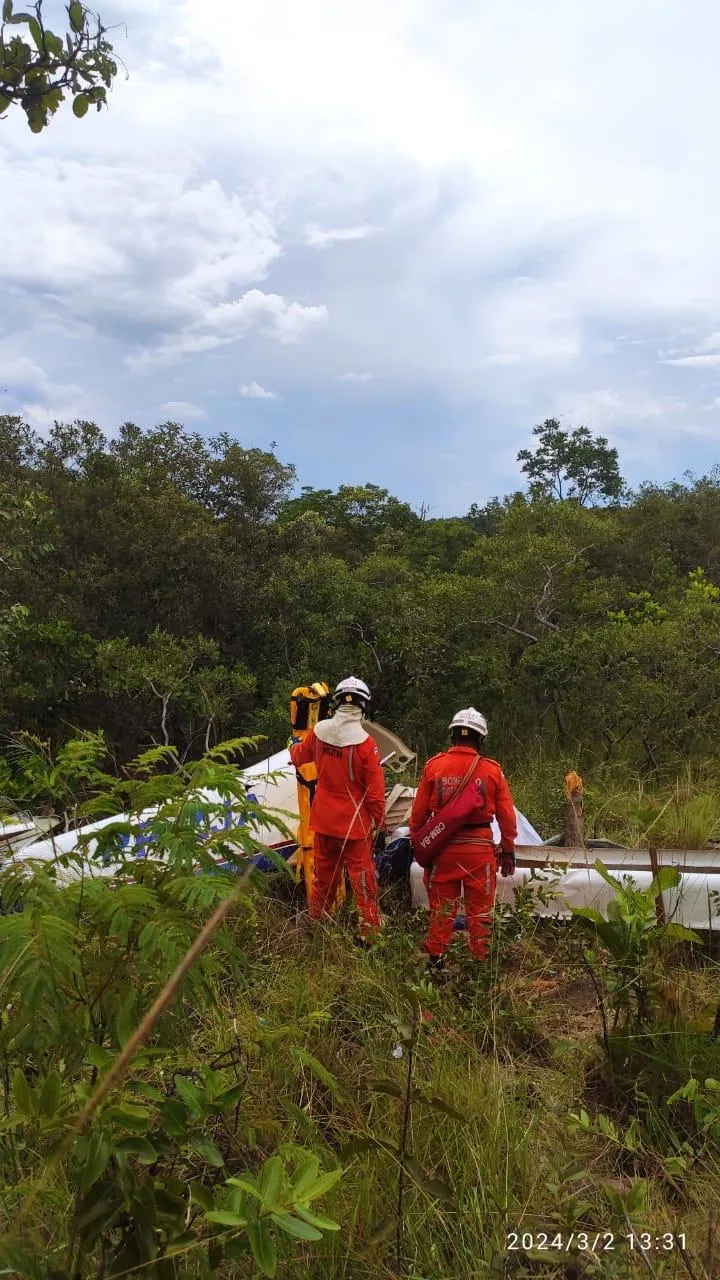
[481,756,505,775]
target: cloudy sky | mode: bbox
[2,0,720,515]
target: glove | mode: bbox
[498,849,516,878]
[374,829,387,855]
[287,734,302,750]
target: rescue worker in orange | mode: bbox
[409,708,517,972]
[289,676,386,942]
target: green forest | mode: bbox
[2,412,720,1280]
[2,411,720,791]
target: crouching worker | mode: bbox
[409,708,517,972]
[289,676,386,943]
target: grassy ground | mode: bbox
[173,872,720,1279]
[5,765,720,1279]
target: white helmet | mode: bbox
[449,707,488,738]
[334,676,371,708]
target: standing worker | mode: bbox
[409,708,517,972]
[289,676,386,943]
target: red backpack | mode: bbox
[411,758,489,869]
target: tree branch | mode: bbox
[351,621,383,673]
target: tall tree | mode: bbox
[517,418,625,506]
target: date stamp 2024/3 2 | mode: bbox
[507,1230,688,1254]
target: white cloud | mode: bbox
[305,223,375,247]
[128,290,328,371]
[664,354,720,368]
[3,0,720,494]
[548,390,690,441]
[157,400,207,420]
[240,381,280,399]
[0,353,87,428]
[338,370,377,381]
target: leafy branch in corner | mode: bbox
[0,0,121,132]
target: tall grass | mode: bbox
[182,895,720,1277]
[509,752,720,848]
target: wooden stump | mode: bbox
[563,771,585,848]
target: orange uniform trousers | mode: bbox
[424,842,496,960]
[310,833,381,936]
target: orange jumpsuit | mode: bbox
[290,721,385,934]
[409,746,517,960]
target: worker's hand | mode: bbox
[287,734,302,750]
[498,849,516,878]
[374,829,387,854]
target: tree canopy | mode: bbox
[0,412,718,776]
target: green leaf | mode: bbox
[657,923,702,945]
[12,1068,35,1117]
[400,1152,455,1204]
[188,1134,224,1167]
[116,990,136,1050]
[160,1097,188,1137]
[603,1184,624,1214]
[77,1128,113,1194]
[258,1155,284,1209]
[571,906,606,926]
[424,1093,466,1123]
[625,1179,648,1215]
[593,860,623,891]
[248,1218,277,1278]
[293,1205,341,1232]
[365,1218,395,1247]
[27,14,41,46]
[213,1082,246,1110]
[2,1,12,22]
[44,30,63,56]
[0,1240,42,1280]
[650,866,681,896]
[127,1079,164,1103]
[271,1212,322,1241]
[174,1074,203,1115]
[367,1076,404,1100]
[68,1,83,33]
[189,1182,214,1211]
[115,1137,157,1164]
[205,1209,248,1227]
[226,1175,262,1197]
[291,1156,321,1200]
[340,1135,399,1160]
[104,1103,152,1132]
[88,1044,114,1071]
[0,1115,26,1133]
[72,93,89,119]
[298,1167,342,1203]
[38,1071,61,1119]
[422,1178,457,1204]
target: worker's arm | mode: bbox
[359,740,386,829]
[409,767,435,835]
[289,733,316,769]
[494,768,517,853]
